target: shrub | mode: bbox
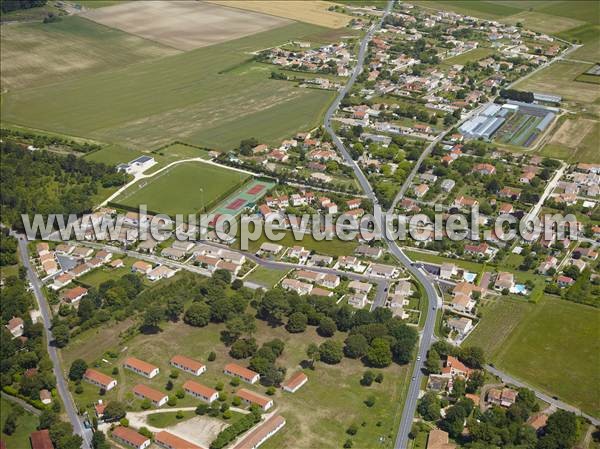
[208,351,216,361]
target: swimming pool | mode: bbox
[511,284,527,295]
[463,272,477,283]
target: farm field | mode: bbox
[1,22,336,151]
[63,317,411,449]
[513,61,600,104]
[81,1,291,51]
[155,143,211,160]
[114,162,249,216]
[415,1,523,19]
[84,145,145,166]
[500,10,585,34]
[0,398,40,449]
[542,119,600,164]
[558,24,600,62]
[491,297,600,418]
[0,16,178,91]
[208,0,352,29]
[441,47,495,66]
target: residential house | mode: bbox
[161,247,186,260]
[62,286,88,304]
[414,183,429,198]
[473,163,496,175]
[447,317,473,337]
[281,278,313,296]
[132,261,152,275]
[147,265,176,281]
[155,431,203,449]
[426,429,456,449]
[355,245,383,259]
[494,272,514,291]
[441,356,471,379]
[232,415,286,449]
[557,275,574,287]
[347,293,368,309]
[348,280,372,294]
[39,389,52,405]
[6,317,24,338]
[487,388,518,407]
[338,255,360,271]
[439,263,457,280]
[182,380,218,403]
[30,430,55,449]
[258,242,283,256]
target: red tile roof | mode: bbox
[133,384,167,403]
[84,369,115,388]
[155,431,204,449]
[282,372,308,391]
[112,426,149,447]
[234,415,285,449]
[224,363,259,381]
[236,388,271,408]
[171,354,205,372]
[30,429,54,449]
[183,380,217,398]
[124,357,157,375]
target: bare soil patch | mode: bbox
[549,118,595,148]
[81,0,292,51]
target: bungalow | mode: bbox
[348,280,373,294]
[494,272,514,291]
[369,263,398,278]
[520,171,535,184]
[451,293,476,314]
[309,254,333,266]
[441,179,455,193]
[573,247,598,260]
[133,384,168,407]
[83,369,117,391]
[161,247,186,260]
[439,263,457,280]
[147,265,176,281]
[464,242,490,256]
[112,426,151,449]
[36,242,49,255]
[55,244,75,255]
[138,239,159,253]
[155,431,203,449]
[252,144,269,155]
[170,355,206,376]
[453,196,479,209]
[394,280,412,297]
[95,250,112,263]
[39,389,52,405]
[233,415,286,449]
[319,273,340,289]
[355,245,383,259]
[171,240,195,253]
[289,246,310,262]
[42,259,59,275]
[473,163,496,175]
[290,193,307,206]
[258,242,283,256]
[224,363,260,384]
[216,260,242,277]
[109,259,124,269]
[72,246,93,259]
[499,187,521,200]
[62,286,88,304]
[538,256,557,274]
[282,372,308,393]
[236,388,273,411]
[182,380,218,403]
[570,258,586,273]
[52,273,74,289]
[123,357,160,379]
[441,356,471,379]
[132,261,152,275]
[6,317,24,338]
[498,202,514,214]
[338,255,360,271]
[30,430,54,449]
[281,278,313,296]
[311,287,334,297]
[426,429,456,449]
[347,198,362,210]
[196,255,220,272]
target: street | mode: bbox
[15,235,92,449]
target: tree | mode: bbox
[52,324,70,348]
[317,316,336,337]
[222,315,256,345]
[344,334,369,359]
[417,391,441,421]
[360,370,375,386]
[440,404,467,438]
[2,411,16,435]
[92,431,110,449]
[103,401,126,421]
[142,305,163,332]
[68,359,88,381]
[425,349,441,374]
[306,343,320,368]
[538,410,577,449]
[286,312,307,333]
[213,269,232,284]
[466,370,485,393]
[319,340,343,364]
[184,303,211,327]
[258,289,291,324]
[366,338,392,368]
[460,346,485,368]
[229,338,258,359]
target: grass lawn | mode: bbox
[441,47,495,66]
[235,229,358,257]
[146,410,197,428]
[0,16,177,91]
[244,266,290,289]
[76,258,136,289]
[469,296,600,418]
[514,61,600,104]
[84,145,145,166]
[114,162,249,216]
[63,318,412,448]
[0,398,40,449]
[154,143,211,160]
[2,22,336,151]
[558,24,600,62]
[403,249,486,275]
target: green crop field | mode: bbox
[415,1,523,19]
[0,16,178,91]
[1,22,336,151]
[114,162,249,216]
[558,24,600,62]
[441,47,496,66]
[0,398,40,449]
[468,296,600,418]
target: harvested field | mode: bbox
[501,10,585,34]
[0,16,177,91]
[208,0,351,29]
[549,118,595,148]
[81,1,291,51]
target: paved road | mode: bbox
[322,2,442,448]
[15,235,92,448]
[523,162,566,223]
[486,365,599,426]
[1,391,42,416]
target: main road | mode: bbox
[323,2,441,448]
[15,234,92,449]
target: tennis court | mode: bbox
[210,179,275,220]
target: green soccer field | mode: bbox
[113,162,249,216]
[1,21,335,151]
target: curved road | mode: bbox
[322,2,441,448]
[15,235,92,448]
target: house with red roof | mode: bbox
[30,429,54,449]
[236,388,273,411]
[183,380,218,404]
[83,369,117,391]
[112,426,151,449]
[155,431,204,449]
[123,357,159,379]
[224,363,260,384]
[133,384,168,407]
[170,355,206,376]
[282,372,308,393]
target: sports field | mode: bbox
[208,0,351,29]
[0,16,177,91]
[114,162,249,216]
[1,22,335,150]
[514,61,600,104]
[210,179,276,219]
[82,1,291,51]
[494,297,600,417]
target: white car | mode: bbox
[416,356,421,362]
